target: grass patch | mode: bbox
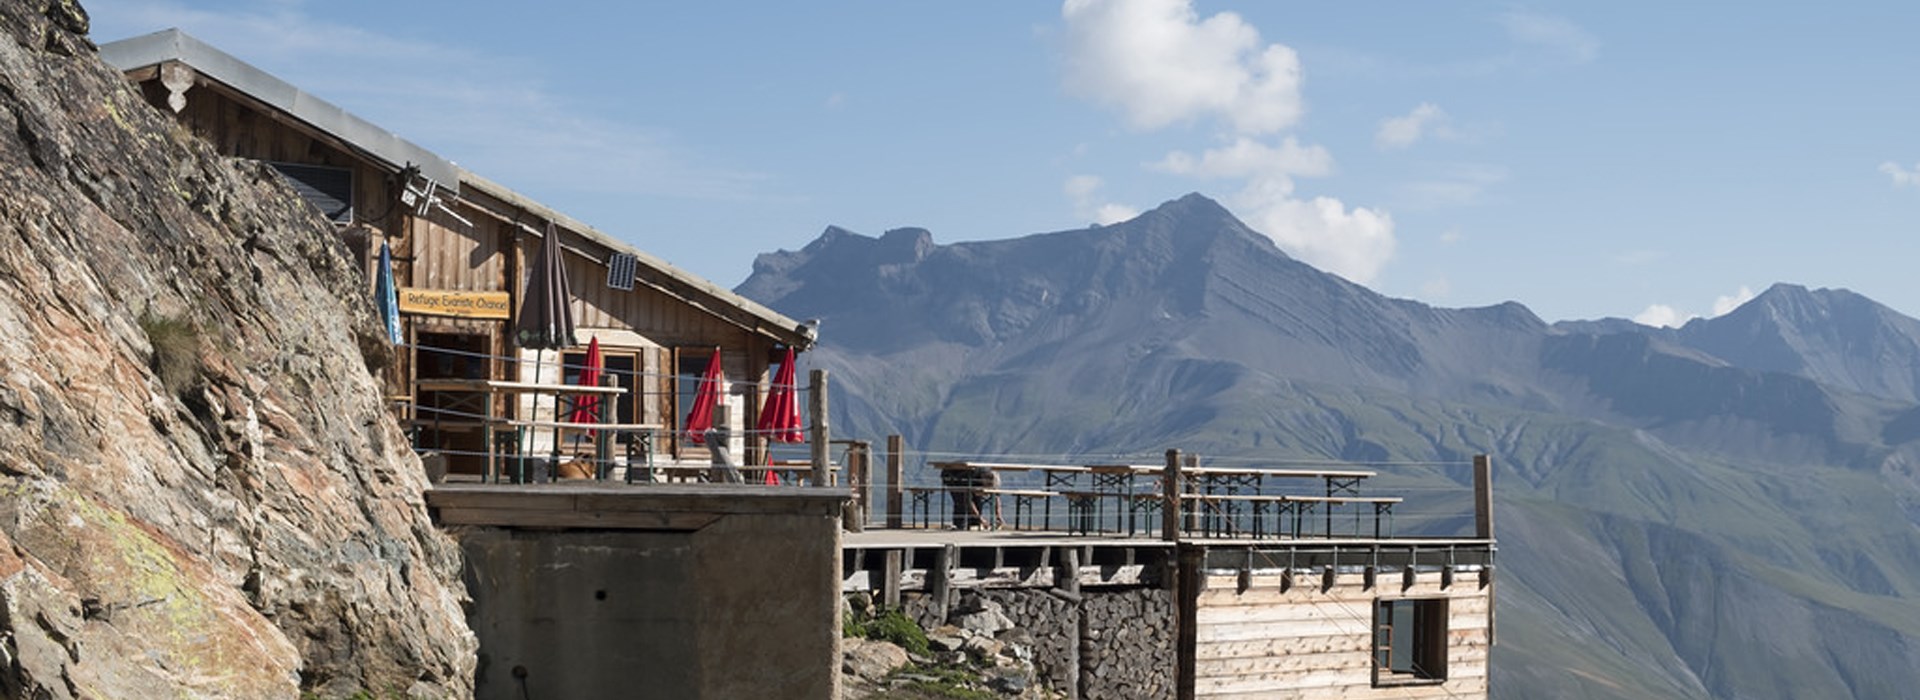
[885,663,995,700]
[845,606,931,657]
[139,311,201,395]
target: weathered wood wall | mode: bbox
[136,67,791,464]
[143,78,396,234]
[1192,571,1490,699]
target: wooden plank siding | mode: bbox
[1192,571,1490,699]
[143,76,397,234]
[122,52,810,471]
[410,215,506,294]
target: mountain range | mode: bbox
[738,193,1920,699]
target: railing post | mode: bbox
[1473,454,1494,539]
[844,442,869,532]
[1185,453,1201,535]
[886,435,905,529]
[595,375,616,479]
[1163,449,1182,542]
[809,369,830,487]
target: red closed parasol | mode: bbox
[569,336,603,427]
[755,347,804,444]
[683,348,724,444]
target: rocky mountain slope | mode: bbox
[741,194,1920,699]
[0,2,473,697]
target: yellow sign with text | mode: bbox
[397,288,512,319]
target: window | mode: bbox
[1374,598,1448,685]
[269,162,353,224]
[560,350,640,424]
[672,349,715,457]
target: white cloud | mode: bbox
[1881,161,1920,188]
[1375,103,1449,150]
[1061,0,1303,134]
[1152,137,1391,282]
[1064,176,1140,225]
[1711,286,1756,317]
[1059,0,1394,283]
[1095,203,1142,224]
[1231,177,1395,283]
[1634,285,1755,327]
[1634,304,1691,329]
[1498,11,1600,65]
[1153,137,1331,179]
[1422,277,1453,298]
[1064,175,1103,199]
[1399,164,1506,209]
[1439,229,1464,245]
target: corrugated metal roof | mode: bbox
[100,28,461,192]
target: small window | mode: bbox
[1374,598,1448,685]
[269,162,354,224]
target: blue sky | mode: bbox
[91,1,1920,325]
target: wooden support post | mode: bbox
[1474,454,1494,540]
[844,443,868,532]
[882,549,902,609]
[810,369,831,487]
[931,545,954,623]
[1175,544,1203,700]
[1162,449,1182,542]
[885,435,905,529]
[1059,547,1081,596]
[855,442,871,529]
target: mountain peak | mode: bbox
[1715,283,1885,329]
[1675,282,1920,401]
[1132,193,1243,232]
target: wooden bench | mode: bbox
[980,488,1059,530]
[903,486,944,528]
[1281,495,1403,539]
[1181,492,1293,538]
[1060,489,1161,535]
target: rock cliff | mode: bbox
[0,1,474,697]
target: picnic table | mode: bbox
[916,461,1395,539]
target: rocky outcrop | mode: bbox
[0,1,474,697]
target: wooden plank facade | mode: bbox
[104,30,816,476]
[1191,571,1490,699]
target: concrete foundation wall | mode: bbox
[432,484,847,700]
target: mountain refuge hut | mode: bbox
[101,29,820,483]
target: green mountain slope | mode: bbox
[741,195,1920,699]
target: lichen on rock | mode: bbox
[0,0,475,697]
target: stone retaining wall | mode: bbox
[899,586,1174,699]
[1081,588,1176,699]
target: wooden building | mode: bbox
[102,29,817,477]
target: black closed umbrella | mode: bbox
[516,220,576,351]
[514,221,577,478]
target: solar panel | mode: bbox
[607,252,637,291]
